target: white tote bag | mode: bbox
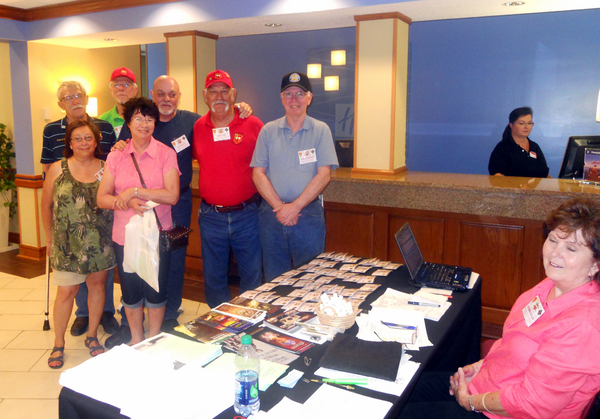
[123,210,160,292]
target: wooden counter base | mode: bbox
[323,200,545,328]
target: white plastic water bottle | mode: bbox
[234,335,260,417]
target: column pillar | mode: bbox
[353,13,411,175]
[164,30,218,116]
[10,41,46,261]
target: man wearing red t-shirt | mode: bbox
[192,70,264,307]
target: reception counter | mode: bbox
[187,166,600,334]
[322,169,600,333]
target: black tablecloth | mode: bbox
[59,265,482,419]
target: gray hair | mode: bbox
[56,81,87,100]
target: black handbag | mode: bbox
[130,154,191,252]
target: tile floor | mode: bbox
[0,270,210,419]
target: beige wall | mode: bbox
[194,36,216,116]
[167,36,196,113]
[393,20,409,170]
[355,19,394,170]
[26,42,141,175]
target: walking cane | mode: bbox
[43,253,50,331]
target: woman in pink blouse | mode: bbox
[401,198,600,419]
[97,97,180,345]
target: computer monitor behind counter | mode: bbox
[558,136,600,179]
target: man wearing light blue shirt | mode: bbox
[251,71,339,281]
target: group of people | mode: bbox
[38,65,600,418]
[41,68,338,368]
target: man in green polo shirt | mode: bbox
[99,67,139,136]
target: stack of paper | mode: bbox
[132,332,223,367]
[60,344,232,419]
[356,307,432,351]
[204,352,289,391]
[370,288,451,321]
[252,384,394,419]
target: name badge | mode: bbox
[298,148,317,165]
[212,127,231,142]
[95,167,104,182]
[172,135,190,153]
[522,295,544,327]
[529,151,537,159]
[114,125,122,137]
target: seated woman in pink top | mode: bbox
[400,197,600,419]
[97,97,180,345]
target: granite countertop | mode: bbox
[190,163,600,220]
[325,169,600,220]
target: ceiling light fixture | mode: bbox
[264,23,282,27]
[104,38,118,42]
[503,1,525,5]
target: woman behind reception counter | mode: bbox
[488,107,550,178]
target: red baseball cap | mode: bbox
[110,67,136,83]
[205,70,234,89]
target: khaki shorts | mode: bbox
[52,270,88,287]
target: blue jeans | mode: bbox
[74,269,115,317]
[164,188,192,321]
[199,200,262,308]
[258,199,325,281]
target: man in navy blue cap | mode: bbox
[251,72,339,281]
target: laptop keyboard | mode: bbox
[420,263,468,290]
[424,264,452,285]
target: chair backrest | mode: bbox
[583,390,600,419]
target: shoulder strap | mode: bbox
[130,153,163,230]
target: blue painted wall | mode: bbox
[146,42,167,92]
[217,28,357,127]
[408,9,600,176]
[216,9,600,176]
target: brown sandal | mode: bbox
[48,346,64,369]
[84,336,105,357]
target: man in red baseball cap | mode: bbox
[191,70,264,307]
[99,67,139,137]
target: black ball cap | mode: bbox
[281,72,312,93]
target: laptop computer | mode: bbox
[394,222,472,291]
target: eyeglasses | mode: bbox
[154,91,178,99]
[111,82,132,89]
[282,91,308,100]
[72,135,94,143]
[60,93,85,103]
[132,116,155,125]
[516,121,535,127]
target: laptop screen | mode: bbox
[394,223,425,279]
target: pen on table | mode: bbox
[408,301,441,307]
[380,321,416,330]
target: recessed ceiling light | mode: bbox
[104,38,118,42]
[503,1,525,5]
[264,23,282,27]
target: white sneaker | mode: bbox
[177,306,184,314]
